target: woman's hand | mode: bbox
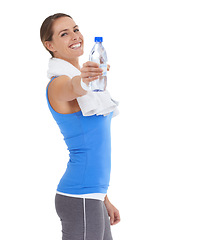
[104,196,120,225]
[107,64,110,71]
[80,61,103,86]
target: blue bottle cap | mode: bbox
[95,37,103,42]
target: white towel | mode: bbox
[47,58,119,117]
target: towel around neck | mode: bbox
[47,58,119,117]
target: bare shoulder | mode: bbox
[47,75,70,93]
[47,76,81,114]
[47,75,77,102]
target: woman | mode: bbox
[40,13,120,240]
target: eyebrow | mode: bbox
[58,25,79,35]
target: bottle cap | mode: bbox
[95,37,103,42]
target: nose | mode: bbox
[71,32,79,41]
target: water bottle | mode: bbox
[89,37,107,92]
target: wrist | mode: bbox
[104,195,109,203]
[71,75,87,95]
[80,78,90,91]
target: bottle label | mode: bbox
[100,64,107,76]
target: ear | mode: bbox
[44,41,56,53]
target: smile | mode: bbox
[69,42,82,49]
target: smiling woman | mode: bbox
[40,14,84,66]
[40,13,120,240]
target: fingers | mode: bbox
[110,215,114,225]
[81,68,103,77]
[110,209,120,225]
[83,61,99,68]
[82,67,103,73]
[80,61,111,86]
[83,61,110,71]
[81,72,102,79]
[113,211,121,225]
[107,64,110,71]
[81,61,103,85]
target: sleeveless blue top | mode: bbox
[46,77,113,194]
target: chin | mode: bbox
[75,49,84,57]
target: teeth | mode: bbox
[71,43,81,49]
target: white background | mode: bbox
[0,0,211,239]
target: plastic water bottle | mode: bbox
[89,37,107,92]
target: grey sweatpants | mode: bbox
[55,194,113,240]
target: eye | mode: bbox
[74,28,79,33]
[61,32,68,37]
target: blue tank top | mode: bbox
[46,77,113,194]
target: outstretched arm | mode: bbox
[48,61,103,102]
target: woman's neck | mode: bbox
[68,58,80,70]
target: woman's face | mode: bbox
[46,17,84,61]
